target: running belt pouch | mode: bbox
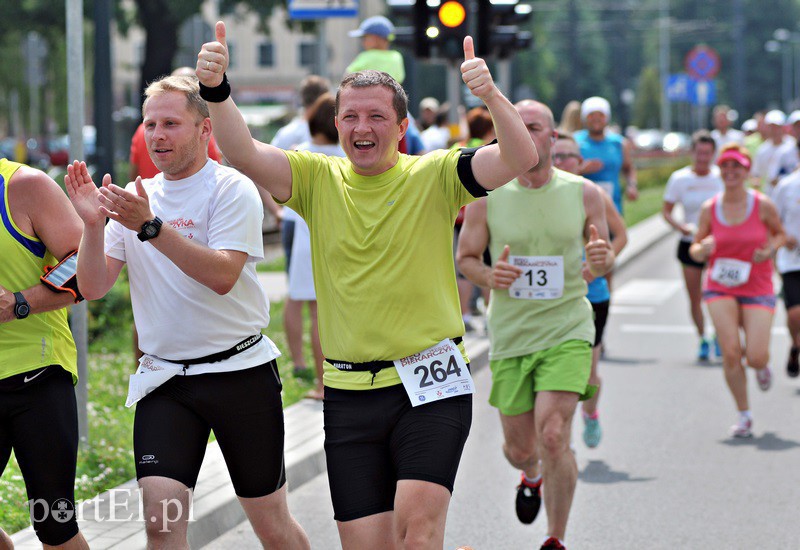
[40,250,84,303]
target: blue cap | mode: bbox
[348,16,395,40]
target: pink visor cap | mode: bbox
[716,148,751,170]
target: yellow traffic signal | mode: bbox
[438,1,466,28]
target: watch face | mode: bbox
[17,304,30,317]
[145,225,158,237]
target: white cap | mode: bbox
[581,97,611,121]
[764,109,786,126]
[788,110,800,125]
[419,97,440,111]
[741,119,758,132]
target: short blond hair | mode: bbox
[142,75,209,122]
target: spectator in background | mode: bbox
[752,109,793,196]
[418,97,440,131]
[288,94,345,400]
[346,16,405,84]
[271,75,331,151]
[710,104,744,151]
[271,75,331,380]
[744,111,766,158]
[421,103,452,152]
[774,109,800,178]
[557,100,582,134]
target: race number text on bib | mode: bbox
[508,256,565,300]
[710,258,752,287]
[394,339,474,407]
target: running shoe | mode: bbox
[515,474,542,525]
[756,367,772,391]
[787,347,799,378]
[730,416,753,438]
[540,537,567,550]
[713,336,721,359]
[582,414,602,448]
[698,338,710,362]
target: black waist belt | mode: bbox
[164,334,263,367]
[327,337,463,383]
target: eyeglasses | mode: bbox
[551,153,580,162]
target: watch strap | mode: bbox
[137,217,163,242]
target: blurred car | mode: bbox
[662,132,691,153]
[632,129,665,151]
[42,127,97,167]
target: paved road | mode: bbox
[205,235,800,549]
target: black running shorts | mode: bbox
[133,361,286,498]
[323,382,472,522]
[0,367,80,546]
[677,239,705,269]
[782,270,800,309]
[592,300,610,347]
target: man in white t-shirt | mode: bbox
[773,110,800,181]
[752,109,794,196]
[662,130,724,361]
[773,149,800,378]
[710,104,744,152]
[65,76,310,549]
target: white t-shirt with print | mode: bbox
[773,171,800,274]
[663,165,724,242]
[104,160,279,374]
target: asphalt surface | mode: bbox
[205,235,800,549]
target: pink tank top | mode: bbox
[705,190,773,296]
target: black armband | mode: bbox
[41,250,84,303]
[199,73,231,103]
[457,139,498,198]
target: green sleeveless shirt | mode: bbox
[0,159,77,382]
[486,169,595,360]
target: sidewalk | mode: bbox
[10,213,672,549]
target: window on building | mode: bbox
[299,42,316,68]
[258,42,274,67]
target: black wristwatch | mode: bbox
[137,217,163,242]
[13,292,30,320]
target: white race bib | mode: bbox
[508,256,565,300]
[596,181,616,199]
[125,355,184,408]
[710,258,752,287]
[393,339,474,407]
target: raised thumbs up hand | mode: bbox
[585,224,612,276]
[489,244,523,289]
[461,36,497,102]
[196,21,228,87]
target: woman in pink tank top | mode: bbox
[690,144,786,439]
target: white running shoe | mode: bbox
[730,416,753,438]
[756,367,772,391]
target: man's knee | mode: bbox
[142,489,191,542]
[503,440,536,470]
[538,417,571,459]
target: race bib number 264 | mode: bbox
[394,339,474,407]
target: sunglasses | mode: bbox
[551,153,580,162]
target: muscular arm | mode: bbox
[456,199,492,288]
[0,166,85,322]
[198,23,293,202]
[459,37,538,190]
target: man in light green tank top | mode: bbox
[457,101,615,550]
[0,159,89,548]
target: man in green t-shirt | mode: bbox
[346,16,405,84]
[197,21,538,550]
[0,160,88,549]
[456,100,614,550]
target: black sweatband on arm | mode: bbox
[199,73,231,103]
[457,139,497,198]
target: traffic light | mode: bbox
[435,0,469,60]
[476,0,533,59]
[388,0,432,59]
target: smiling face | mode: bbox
[335,85,408,176]
[692,141,715,174]
[143,91,211,181]
[719,159,749,189]
[584,111,607,136]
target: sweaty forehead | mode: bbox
[339,86,394,112]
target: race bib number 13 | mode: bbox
[394,339,474,407]
[508,255,565,300]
